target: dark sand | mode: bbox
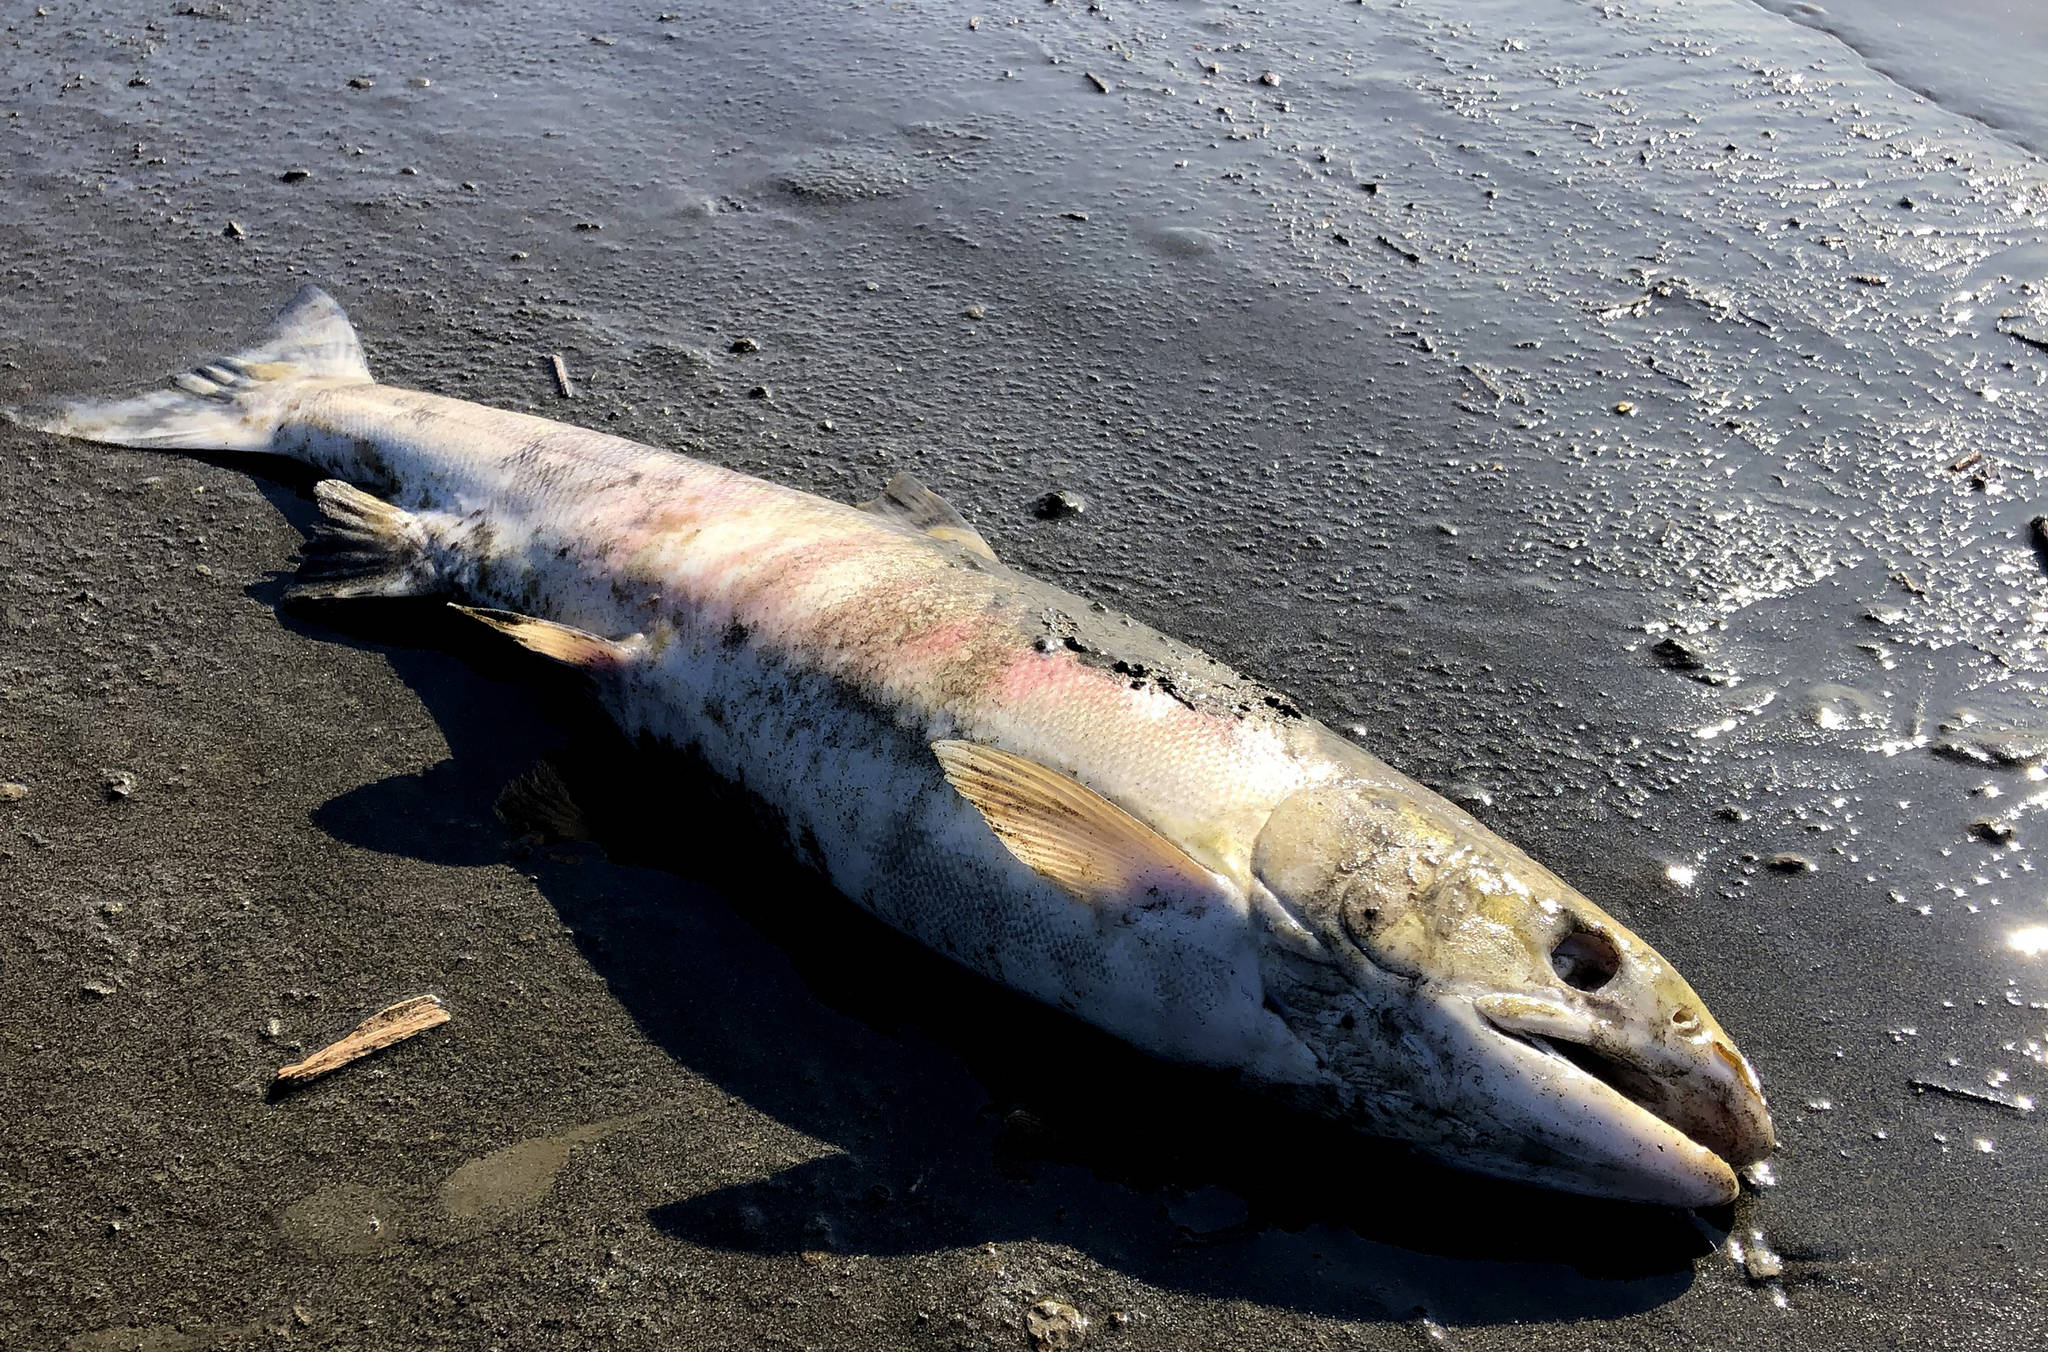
[3,2,2045,1348]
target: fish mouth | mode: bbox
[1470,993,1774,1207]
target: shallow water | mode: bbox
[2,0,2045,1348]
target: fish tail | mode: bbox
[3,285,371,453]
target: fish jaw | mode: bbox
[1420,997,1744,1207]
[1251,779,1775,1206]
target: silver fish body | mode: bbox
[13,288,1774,1205]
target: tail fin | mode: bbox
[3,285,371,453]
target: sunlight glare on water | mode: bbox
[2007,926,2048,958]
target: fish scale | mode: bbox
[11,285,1775,1206]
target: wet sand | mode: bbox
[3,1,2045,1348]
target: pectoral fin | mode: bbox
[453,606,645,670]
[931,740,1220,904]
[861,472,1001,564]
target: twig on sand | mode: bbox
[273,994,450,1088]
[549,353,577,399]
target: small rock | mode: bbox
[963,305,986,320]
[1258,71,1280,86]
[1447,781,1494,812]
[1061,210,1089,221]
[279,167,311,183]
[1948,450,1982,472]
[1715,804,1750,823]
[1735,1230,1785,1281]
[818,419,835,432]
[347,76,374,90]
[0,782,27,803]
[400,165,419,175]
[127,75,150,88]
[222,220,246,238]
[1613,400,1636,415]
[81,980,117,1000]
[1765,853,1814,874]
[1032,489,1087,521]
[729,336,760,353]
[1027,1300,1089,1352]
[573,221,603,231]
[1969,817,2016,845]
[510,250,529,261]
[747,385,771,400]
[1650,636,1710,671]
[102,770,137,800]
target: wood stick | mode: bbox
[549,353,576,399]
[274,994,450,1086]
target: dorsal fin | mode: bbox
[860,472,1000,564]
[931,740,1222,904]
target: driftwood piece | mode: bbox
[273,994,450,1087]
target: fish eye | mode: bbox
[1551,926,1622,991]
[1671,1005,1701,1029]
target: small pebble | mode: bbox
[279,168,311,183]
[1969,817,2016,844]
[81,980,117,1000]
[1033,489,1087,521]
[963,305,986,320]
[0,782,27,803]
[1026,1299,1089,1352]
[347,77,374,90]
[729,336,760,353]
[1739,1237,1784,1281]
[1259,71,1280,86]
[1766,853,1814,874]
[222,220,246,238]
[1650,635,1710,671]
[1613,400,1636,415]
[103,770,137,800]
[747,385,770,400]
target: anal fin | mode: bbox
[289,479,444,602]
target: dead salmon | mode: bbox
[10,287,1773,1205]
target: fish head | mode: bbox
[1250,779,1774,1207]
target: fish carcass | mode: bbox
[10,287,1774,1205]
